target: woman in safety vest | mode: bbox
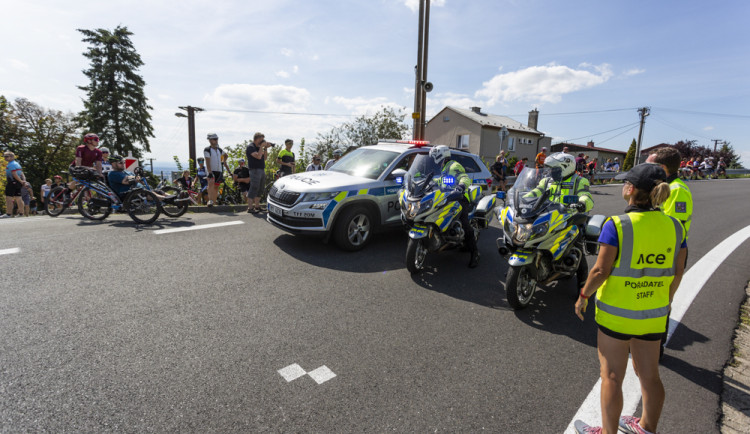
[573,163,687,434]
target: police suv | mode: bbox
[266,140,494,251]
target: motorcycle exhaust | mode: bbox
[498,246,510,256]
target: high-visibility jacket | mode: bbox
[525,173,594,212]
[662,177,693,239]
[438,160,477,202]
[595,211,685,336]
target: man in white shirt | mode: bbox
[204,133,230,207]
[306,155,323,171]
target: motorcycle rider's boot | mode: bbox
[468,250,480,268]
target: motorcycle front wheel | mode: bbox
[506,265,536,310]
[405,238,428,274]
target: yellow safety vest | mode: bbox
[595,211,685,336]
[662,178,693,239]
[527,173,594,212]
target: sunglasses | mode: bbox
[86,138,99,142]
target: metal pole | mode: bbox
[635,107,649,165]
[412,0,425,140]
[418,0,430,140]
[187,107,196,164]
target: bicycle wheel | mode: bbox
[45,186,68,217]
[160,187,189,218]
[125,189,161,224]
[77,186,112,221]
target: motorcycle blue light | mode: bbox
[442,175,455,186]
[395,176,403,184]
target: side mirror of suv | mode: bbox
[388,168,408,183]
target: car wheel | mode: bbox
[333,206,374,251]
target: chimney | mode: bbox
[587,141,594,148]
[470,106,482,114]
[528,109,539,131]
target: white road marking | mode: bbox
[0,248,21,256]
[278,364,308,382]
[307,366,337,384]
[153,220,243,234]
[566,224,750,432]
[278,363,336,384]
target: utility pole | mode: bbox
[176,106,204,164]
[634,107,650,165]
[147,158,155,174]
[412,0,432,140]
[712,139,723,153]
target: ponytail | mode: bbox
[649,181,671,208]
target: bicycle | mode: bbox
[44,180,87,217]
[216,173,245,205]
[138,169,189,218]
[69,166,162,224]
[261,169,283,203]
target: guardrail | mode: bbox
[500,168,748,188]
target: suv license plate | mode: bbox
[268,203,283,216]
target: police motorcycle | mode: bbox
[496,166,605,309]
[398,154,497,274]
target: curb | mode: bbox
[720,282,750,433]
[57,204,253,215]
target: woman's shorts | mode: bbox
[5,178,21,197]
[598,324,662,341]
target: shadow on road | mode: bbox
[76,216,199,231]
[272,229,406,273]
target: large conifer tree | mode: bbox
[77,26,153,158]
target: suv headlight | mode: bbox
[304,191,339,202]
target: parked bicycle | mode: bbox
[44,181,87,217]
[217,174,243,205]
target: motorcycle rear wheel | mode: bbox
[506,265,536,310]
[405,238,428,274]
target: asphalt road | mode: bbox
[1,178,749,433]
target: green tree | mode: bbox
[77,26,154,158]
[0,97,79,195]
[314,106,410,158]
[623,138,637,171]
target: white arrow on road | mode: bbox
[566,224,750,432]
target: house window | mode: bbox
[443,116,450,122]
[456,134,469,149]
[507,137,515,151]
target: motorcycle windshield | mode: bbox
[404,154,442,197]
[508,166,563,219]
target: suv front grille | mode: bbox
[269,186,301,206]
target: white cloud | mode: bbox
[476,62,614,105]
[276,70,290,78]
[157,94,171,100]
[740,151,750,168]
[293,65,299,74]
[9,59,29,71]
[204,84,311,112]
[281,48,294,57]
[331,96,406,115]
[623,68,645,76]
[703,126,714,131]
[403,0,446,12]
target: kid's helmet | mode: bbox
[544,152,576,179]
[429,145,451,166]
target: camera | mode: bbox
[265,141,277,148]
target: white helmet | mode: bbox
[429,145,451,166]
[544,152,576,178]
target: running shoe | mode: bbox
[619,415,656,434]
[207,200,214,207]
[574,420,602,433]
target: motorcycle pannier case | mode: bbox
[585,214,606,255]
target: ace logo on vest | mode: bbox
[636,253,667,265]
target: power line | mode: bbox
[203,107,359,117]
[650,114,714,141]
[557,121,641,143]
[597,125,640,146]
[652,107,750,119]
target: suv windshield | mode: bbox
[329,148,399,179]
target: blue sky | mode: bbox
[1,0,748,165]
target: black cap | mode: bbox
[615,163,666,191]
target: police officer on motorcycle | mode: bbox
[429,145,480,268]
[525,152,594,213]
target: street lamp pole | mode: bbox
[177,106,204,164]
